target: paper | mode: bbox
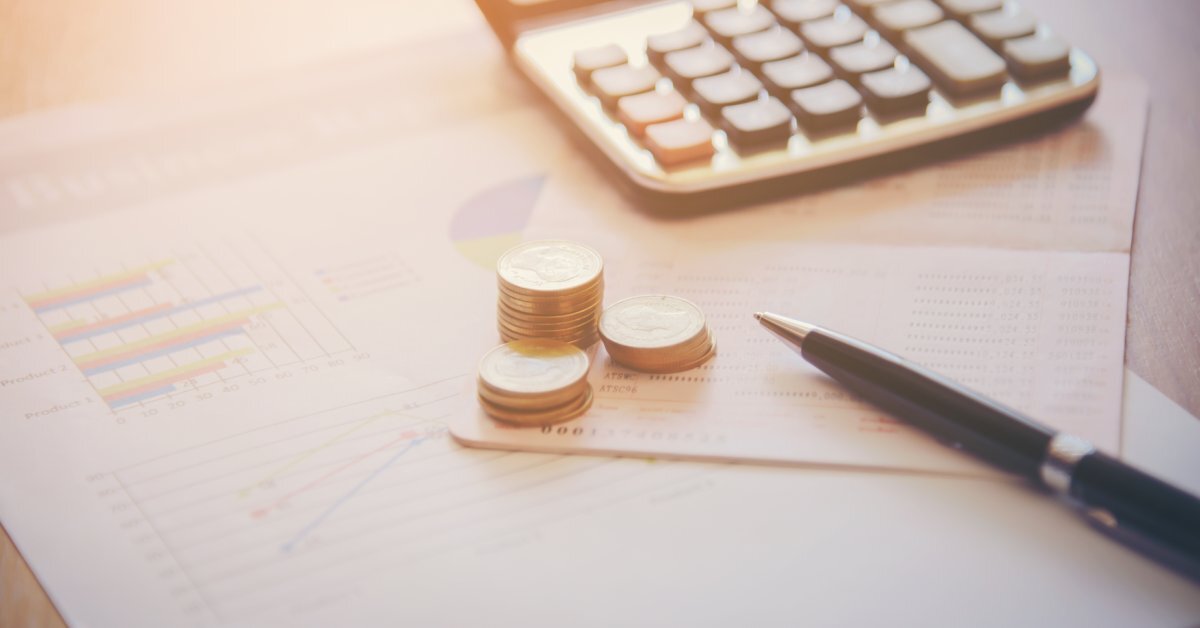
[1,25,1195,627]
[451,76,1148,472]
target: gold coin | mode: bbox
[477,376,590,411]
[496,329,595,348]
[609,340,717,374]
[498,280,603,303]
[498,314,598,333]
[499,291,604,316]
[477,340,590,397]
[498,304,600,326]
[602,328,712,364]
[500,328,599,349]
[497,240,604,296]
[599,295,707,352]
[479,386,594,426]
[498,323,598,344]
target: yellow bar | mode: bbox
[49,319,88,333]
[25,260,174,302]
[73,303,282,364]
[98,348,253,397]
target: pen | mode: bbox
[755,311,1200,580]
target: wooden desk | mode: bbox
[1,1,1196,624]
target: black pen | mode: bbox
[755,311,1200,580]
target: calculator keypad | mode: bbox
[524,0,1095,186]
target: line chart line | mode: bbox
[280,435,431,553]
[236,410,416,498]
[250,428,427,520]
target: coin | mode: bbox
[599,295,707,350]
[605,329,712,365]
[499,329,599,349]
[498,303,599,326]
[498,280,604,303]
[479,386,594,426]
[477,376,589,411]
[497,240,604,296]
[477,340,590,396]
[613,340,718,374]
[598,295,715,373]
[500,288,604,313]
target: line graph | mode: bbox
[21,240,355,411]
[93,378,713,622]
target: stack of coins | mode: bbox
[476,339,594,426]
[599,295,716,373]
[496,240,604,348]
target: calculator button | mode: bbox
[647,22,709,66]
[860,65,932,113]
[644,118,716,166]
[573,44,627,84]
[800,13,869,52]
[704,6,777,44]
[970,6,1038,48]
[692,70,765,116]
[904,21,1007,96]
[691,0,738,17]
[663,45,736,88]
[590,64,662,108]
[1003,33,1070,80]
[789,79,863,130]
[844,0,895,14]
[731,27,805,70]
[769,0,838,28]
[873,0,945,39]
[829,39,899,80]
[721,97,795,146]
[617,90,689,136]
[761,53,835,96]
[938,0,1003,19]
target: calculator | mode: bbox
[475,0,1099,213]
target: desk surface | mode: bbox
[1,0,1197,625]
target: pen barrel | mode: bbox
[1072,451,1200,576]
[801,330,1054,478]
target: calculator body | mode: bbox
[476,0,1099,214]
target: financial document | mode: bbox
[452,76,1147,472]
[1,26,1196,628]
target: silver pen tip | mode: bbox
[755,312,816,346]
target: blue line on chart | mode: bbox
[280,436,428,553]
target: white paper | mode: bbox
[0,25,1193,627]
[451,76,1147,472]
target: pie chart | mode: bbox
[450,174,545,268]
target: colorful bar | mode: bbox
[72,303,280,366]
[53,303,173,339]
[80,323,247,375]
[29,277,153,313]
[25,261,172,312]
[99,349,253,403]
[54,286,264,343]
[48,319,89,333]
[109,384,179,409]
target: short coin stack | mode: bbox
[599,295,716,373]
[497,240,604,349]
[476,339,594,425]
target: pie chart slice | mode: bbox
[450,174,545,269]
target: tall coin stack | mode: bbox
[476,339,594,426]
[496,240,604,349]
[599,295,716,373]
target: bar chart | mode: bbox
[22,241,354,411]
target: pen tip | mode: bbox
[753,312,765,321]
